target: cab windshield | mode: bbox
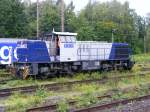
[59,35,76,43]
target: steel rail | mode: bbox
[26,80,150,112]
[26,95,111,112]
[26,92,150,112]
[0,78,15,84]
[0,71,149,98]
[74,94,150,112]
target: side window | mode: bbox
[65,36,71,42]
[58,35,76,43]
[70,36,76,42]
[59,36,66,42]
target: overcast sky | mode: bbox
[31,0,150,16]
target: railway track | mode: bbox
[0,70,13,84]
[26,95,111,112]
[0,71,150,98]
[0,78,15,84]
[26,86,150,112]
[26,85,150,112]
[141,67,150,72]
[74,94,150,112]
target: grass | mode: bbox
[73,83,150,109]
[73,84,99,93]
[76,91,98,108]
[1,72,150,112]
[0,78,39,89]
[1,54,150,111]
[74,82,150,109]
[0,71,105,89]
[4,87,53,112]
[0,70,135,89]
[0,69,14,81]
[57,100,69,112]
[134,53,150,63]
[0,56,149,111]
[2,74,150,112]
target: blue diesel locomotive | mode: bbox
[0,38,26,68]
[14,31,134,79]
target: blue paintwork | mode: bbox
[0,43,18,64]
[109,43,130,60]
[17,41,50,63]
[16,40,131,63]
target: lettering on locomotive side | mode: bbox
[0,46,17,64]
[64,44,74,48]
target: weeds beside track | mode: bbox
[0,71,150,98]
[74,94,150,112]
[26,84,150,112]
[26,95,111,112]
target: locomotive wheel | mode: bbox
[40,73,49,79]
[40,70,57,79]
[101,63,109,72]
[40,75,48,79]
[68,70,73,77]
[66,66,74,77]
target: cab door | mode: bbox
[59,36,77,62]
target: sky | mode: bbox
[30,0,150,16]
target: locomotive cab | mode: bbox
[45,31,77,62]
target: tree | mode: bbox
[75,0,145,53]
[145,14,150,52]
[0,0,148,54]
[64,1,76,32]
[0,0,28,38]
[24,2,37,37]
[40,0,60,32]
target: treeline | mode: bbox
[0,0,150,53]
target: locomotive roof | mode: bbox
[113,43,128,45]
[0,38,27,43]
[46,31,77,36]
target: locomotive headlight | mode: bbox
[19,66,25,70]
